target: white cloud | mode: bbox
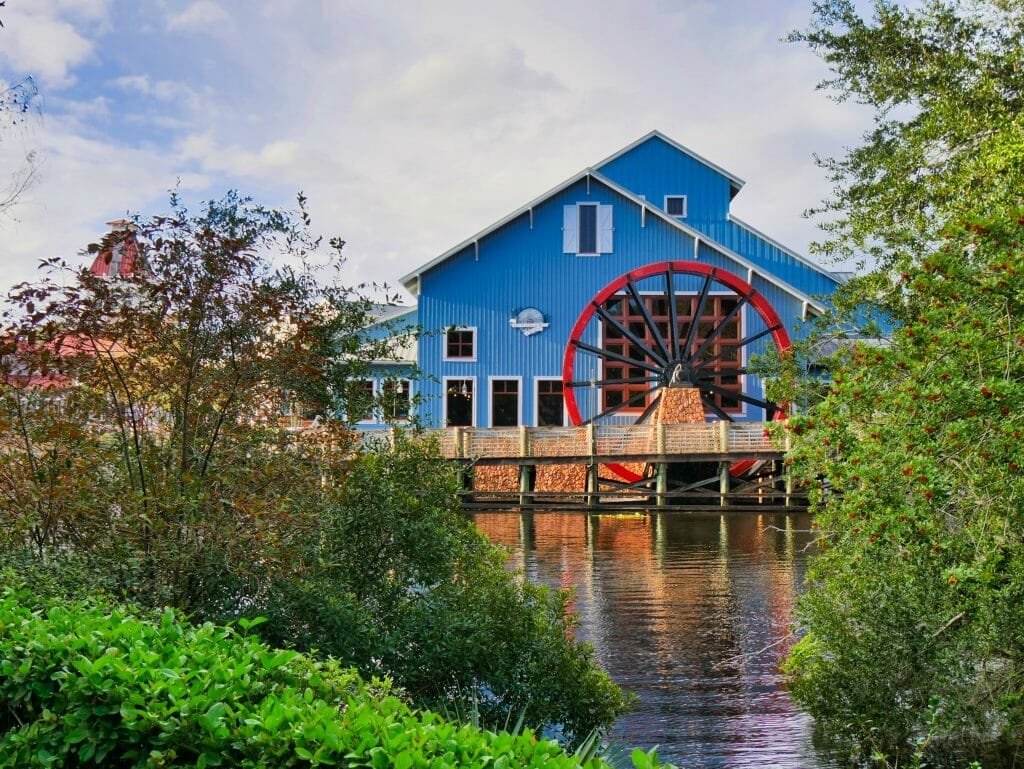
[0,9,96,87]
[166,1,232,34]
[0,0,877,298]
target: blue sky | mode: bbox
[0,1,874,299]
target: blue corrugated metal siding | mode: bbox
[599,136,840,300]
[391,134,844,430]
[597,135,733,228]
[415,177,815,428]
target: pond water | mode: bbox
[471,511,840,769]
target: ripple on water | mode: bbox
[472,512,840,769]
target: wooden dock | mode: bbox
[363,423,805,512]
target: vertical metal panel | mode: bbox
[410,139,842,428]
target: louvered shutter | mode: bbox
[598,204,613,253]
[562,205,578,253]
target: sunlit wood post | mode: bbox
[519,426,531,507]
[454,427,466,491]
[586,423,598,506]
[656,424,667,507]
[784,429,793,507]
[719,462,730,508]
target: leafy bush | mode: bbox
[239,437,633,745]
[0,584,667,769]
[0,192,630,744]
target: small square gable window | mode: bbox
[563,204,613,255]
[665,195,687,218]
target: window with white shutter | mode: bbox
[563,203,613,255]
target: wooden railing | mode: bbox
[360,422,787,459]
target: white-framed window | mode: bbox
[664,195,687,218]
[443,376,476,427]
[349,378,376,424]
[489,376,522,427]
[563,203,613,255]
[444,326,476,361]
[381,379,412,422]
[535,377,566,427]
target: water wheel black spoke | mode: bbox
[633,393,664,425]
[566,376,660,388]
[700,391,733,421]
[571,339,664,374]
[695,324,782,370]
[582,387,652,425]
[683,269,715,359]
[690,290,754,363]
[594,304,667,367]
[625,278,671,362]
[563,261,793,483]
[665,265,679,360]
[701,382,776,414]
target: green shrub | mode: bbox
[0,586,669,769]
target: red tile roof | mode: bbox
[89,221,145,278]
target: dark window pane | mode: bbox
[666,196,686,216]
[446,380,473,426]
[578,204,598,253]
[492,379,519,426]
[538,380,564,427]
[350,380,374,421]
[446,328,474,358]
[382,380,410,420]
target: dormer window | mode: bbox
[563,204,613,255]
[665,195,687,218]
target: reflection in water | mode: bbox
[472,512,838,769]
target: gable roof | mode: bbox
[588,169,833,313]
[400,132,838,311]
[593,129,745,198]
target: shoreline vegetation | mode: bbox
[0,582,668,769]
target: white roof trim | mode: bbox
[400,167,594,290]
[588,170,828,313]
[726,213,839,286]
[593,130,745,194]
[399,138,826,312]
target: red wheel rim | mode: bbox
[561,261,791,482]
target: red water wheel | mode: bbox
[561,261,791,483]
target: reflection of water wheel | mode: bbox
[561,261,791,483]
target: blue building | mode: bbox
[362,131,842,433]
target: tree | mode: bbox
[791,0,1024,277]
[0,2,41,217]
[779,2,1024,765]
[0,192,630,743]
[0,191,396,607]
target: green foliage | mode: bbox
[0,193,630,745]
[790,0,1024,269]
[0,191,409,608]
[241,436,633,745]
[0,583,665,769]
[782,214,1024,762]
[781,2,1024,764]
